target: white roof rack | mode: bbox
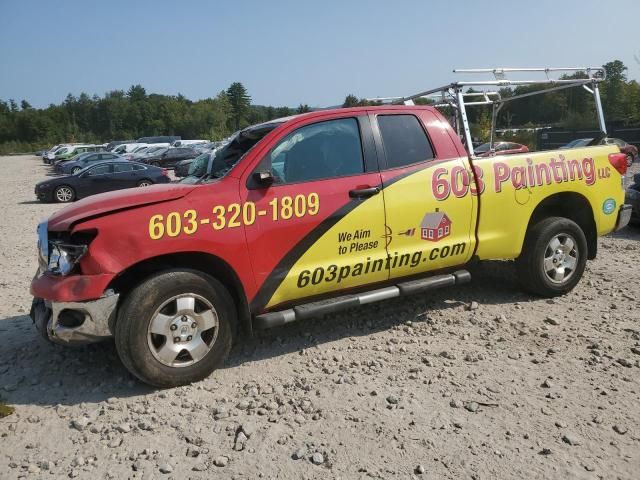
[366,66,607,156]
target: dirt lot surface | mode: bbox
[0,154,639,479]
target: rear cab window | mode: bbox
[376,114,434,169]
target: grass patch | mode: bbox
[0,397,15,418]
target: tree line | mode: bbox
[0,82,311,154]
[0,60,637,153]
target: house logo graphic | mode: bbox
[420,209,451,242]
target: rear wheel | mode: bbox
[516,217,587,297]
[71,166,82,174]
[54,185,75,203]
[137,179,153,187]
[115,270,235,387]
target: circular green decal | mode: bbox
[602,198,616,215]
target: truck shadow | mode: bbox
[609,225,640,240]
[226,260,526,368]
[0,261,528,408]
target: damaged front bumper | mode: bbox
[30,291,119,345]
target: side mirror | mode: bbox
[253,170,274,186]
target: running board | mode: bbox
[254,270,471,329]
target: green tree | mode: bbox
[343,94,359,107]
[601,60,628,121]
[226,82,251,131]
[297,104,311,113]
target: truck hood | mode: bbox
[48,183,197,231]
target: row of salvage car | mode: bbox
[34,138,223,203]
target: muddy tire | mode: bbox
[516,216,588,297]
[115,270,235,387]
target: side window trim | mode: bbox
[247,115,376,190]
[369,112,436,171]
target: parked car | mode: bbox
[35,161,170,203]
[106,140,135,151]
[44,144,76,163]
[30,106,630,387]
[126,144,171,160]
[474,141,529,157]
[56,152,124,174]
[562,137,638,166]
[137,135,181,144]
[174,152,213,177]
[52,145,101,162]
[112,143,146,155]
[626,173,640,226]
[129,144,150,153]
[139,147,198,168]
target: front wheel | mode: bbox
[115,270,235,387]
[71,166,82,174]
[137,179,153,187]
[54,185,75,203]
[516,217,588,297]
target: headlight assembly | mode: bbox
[37,222,96,276]
[48,242,87,276]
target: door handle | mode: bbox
[349,186,380,198]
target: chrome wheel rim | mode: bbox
[72,167,81,174]
[543,233,578,284]
[138,181,151,187]
[147,293,219,367]
[55,186,73,202]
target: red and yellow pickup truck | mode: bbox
[31,105,631,386]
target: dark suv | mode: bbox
[140,147,198,168]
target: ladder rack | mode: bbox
[366,66,607,156]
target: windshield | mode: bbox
[474,142,492,153]
[187,153,211,176]
[201,122,284,181]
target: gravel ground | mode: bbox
[1,154,639,479]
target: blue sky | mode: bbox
[1,0,639,108]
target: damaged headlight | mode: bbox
[37,221,92,276]
[48,242,87,275]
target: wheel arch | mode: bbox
[107,251,252,337]
[525,192,597,259]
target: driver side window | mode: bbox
[268,118,364,184]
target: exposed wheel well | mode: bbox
[526,192,597,259]
[107,252,252,337]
